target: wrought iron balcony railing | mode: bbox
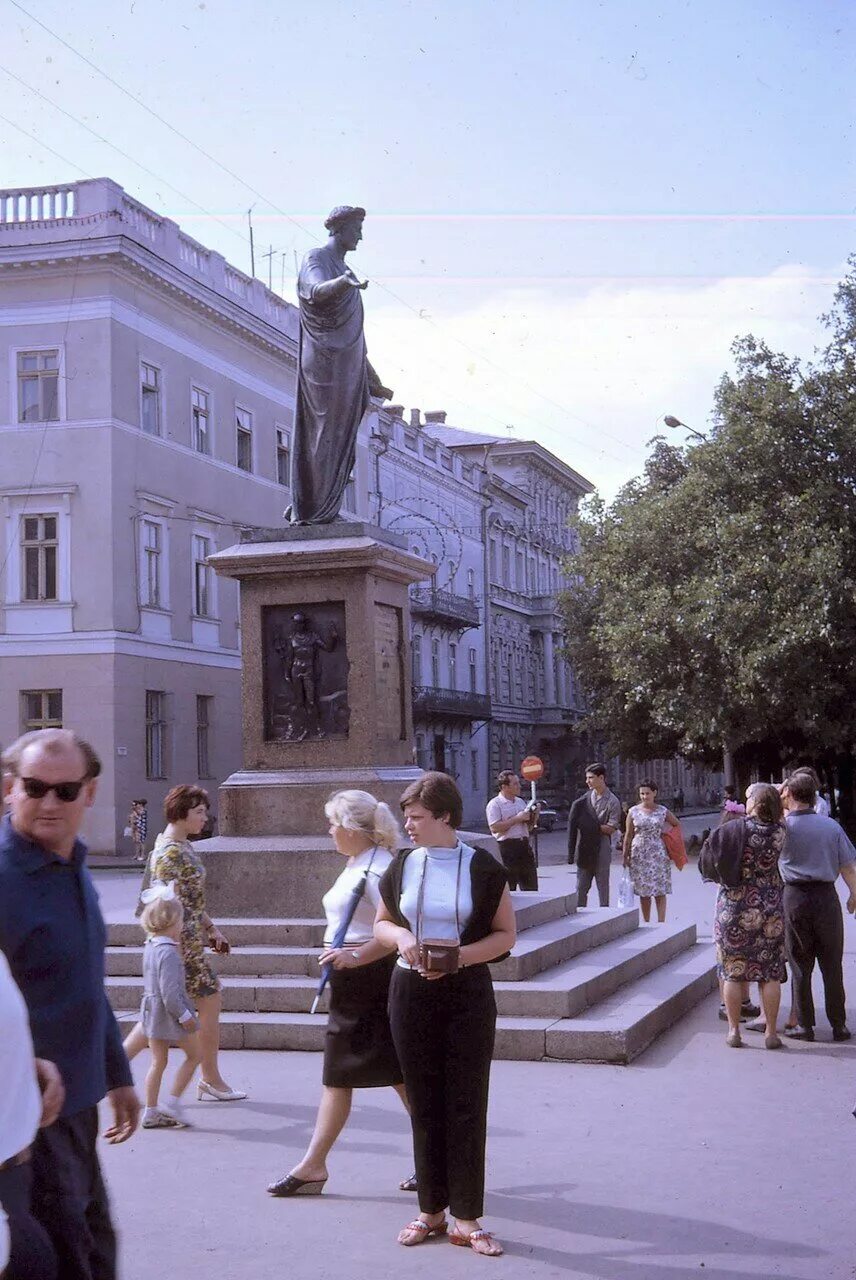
[412,685,492,722]
[410,587,480,629]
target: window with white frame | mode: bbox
[276,427,291,486]
[141,519,164,607]
[21,514,58,602]
[17,350,59,423]
[21,689,62,732]
[469,647,478,693]
[411,632,422,685]
[191,387,210,455]
[145,690,167,779]
[342,470,356,512]
[140,363,161,436]
[192,534,214,617]
[236,407,253,472]
[449,643,457,689]
[467,568,475,600]
[431,638,440,686]
[196,694,213,778]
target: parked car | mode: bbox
[536,807,560,832]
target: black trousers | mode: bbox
[30,1108,117,1280]
[0,1160,57,1280]
[784,881,847,1031]
[498,838,538,892]
[388,964,496,1219]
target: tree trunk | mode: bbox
[722,741,735,788]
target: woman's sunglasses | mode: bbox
[20,776,88,802]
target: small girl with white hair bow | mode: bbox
[138,881,202,1129]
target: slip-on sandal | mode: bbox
[398,1218,448,1246]
[267,1173,327,1197]
[449,1228,504,1256]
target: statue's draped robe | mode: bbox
[291,245,369,523]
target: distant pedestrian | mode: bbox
[781,773,856,1042]
[137,884,201,1130]
[485,771,539,891]
[0,729,140,1280]
[675,787,685,814]
[708,784,787,1049]
[128,799,148,861]
[623,780,680,922]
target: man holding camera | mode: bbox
[486,771,539,891]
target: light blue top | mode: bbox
[396,842,475,969]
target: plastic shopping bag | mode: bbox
[617,869,635,910]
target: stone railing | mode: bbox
[412,685,492,721]
[1,184,76,223]
[178,233,210,274]
[410,587,480,629]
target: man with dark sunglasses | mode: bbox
[0,729,139,1280]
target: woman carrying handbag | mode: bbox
[374,772,516,1257]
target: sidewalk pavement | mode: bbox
[95,843,856,1280]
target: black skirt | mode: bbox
[323,952,403,1088]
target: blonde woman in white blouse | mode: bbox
[267,790,409,1197]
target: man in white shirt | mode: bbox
[0,952,63,1280]
[486,771,539,891]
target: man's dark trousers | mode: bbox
[30,1108,116,1280]
[0,1160,57,1280]
[784,881,847,1032]
[497,838,538,891]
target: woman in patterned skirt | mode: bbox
[714,783,786,1049]
[124,786,246,1101]
[623,780,680,922]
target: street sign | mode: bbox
[520,755,544,782]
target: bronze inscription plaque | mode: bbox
[374,603,405,740]
[262,602,349,741]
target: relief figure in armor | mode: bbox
[273,612,341,741]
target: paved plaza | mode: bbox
[95,830,856,1280]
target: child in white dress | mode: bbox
[139,882,201,1129]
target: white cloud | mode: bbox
[365,264,839,498]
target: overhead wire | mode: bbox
[5,0,640,466]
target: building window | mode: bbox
[411,633,422,685]
[17,350,59,423]
[236,407,253,472]
[140,363,161,436]
[191,387,210,455]
[145,691,167,779]
[21,515,58,602]
[193,535,213,617]
[467,568,476,600]
[276,428,291,486]
[141,520,163,607]
[502,545,511,586]
[196,695,213,778]
[516,550,525,591]
[343,471,356,512]
[471,748,479,791]
[489,539,497,581]
[469,647,478,693]
[21,689,62,731]
[449,643,457,689]
[431,638,440,687]
[415,733,427,770]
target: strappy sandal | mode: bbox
[449,1228,504,1256]
[398,1217,448,1246]
[399,1172,418,1192]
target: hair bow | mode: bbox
[140,880,177,904]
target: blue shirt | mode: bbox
[781,809,856,884]
[0,814,132,1117]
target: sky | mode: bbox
[2,0,855,498]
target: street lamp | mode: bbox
[663,414,707,442]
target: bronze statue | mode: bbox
[273,612,338,740]
[287,206,390,525]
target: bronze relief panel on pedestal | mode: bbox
[263,603,349,741]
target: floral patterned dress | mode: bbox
[152,835,220,999]
[629,804,672,897]
[714,818,786,983]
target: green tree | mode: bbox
[561,260,856,825]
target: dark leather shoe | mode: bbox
[784,1026,815,1042]
[833,1026,852,1042]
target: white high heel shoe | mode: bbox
[196,1080,248,1102]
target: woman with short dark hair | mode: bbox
[623,780,680,922]
[123,786,246,1101]
[374,772,516,1255]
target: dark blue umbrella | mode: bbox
[310,871,371,1014]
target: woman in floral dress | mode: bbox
[622,781,680,922]
[124,786,247,1101]
[714,783,786,1049]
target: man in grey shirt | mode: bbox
[577,764,621,908]
[782,772,856,1042]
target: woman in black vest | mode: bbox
[375,772,516,1256]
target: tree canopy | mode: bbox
[561,258,856,814]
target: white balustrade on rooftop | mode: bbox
[1,185,76,223]
[120,196,162,243]
[179,234,210,274]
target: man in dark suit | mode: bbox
[567,785,603,903]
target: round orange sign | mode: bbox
[520,755,544,782]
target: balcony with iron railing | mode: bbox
[412,685,492,722]
[410,586,480,629]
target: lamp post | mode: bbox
[662,414,707,442]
